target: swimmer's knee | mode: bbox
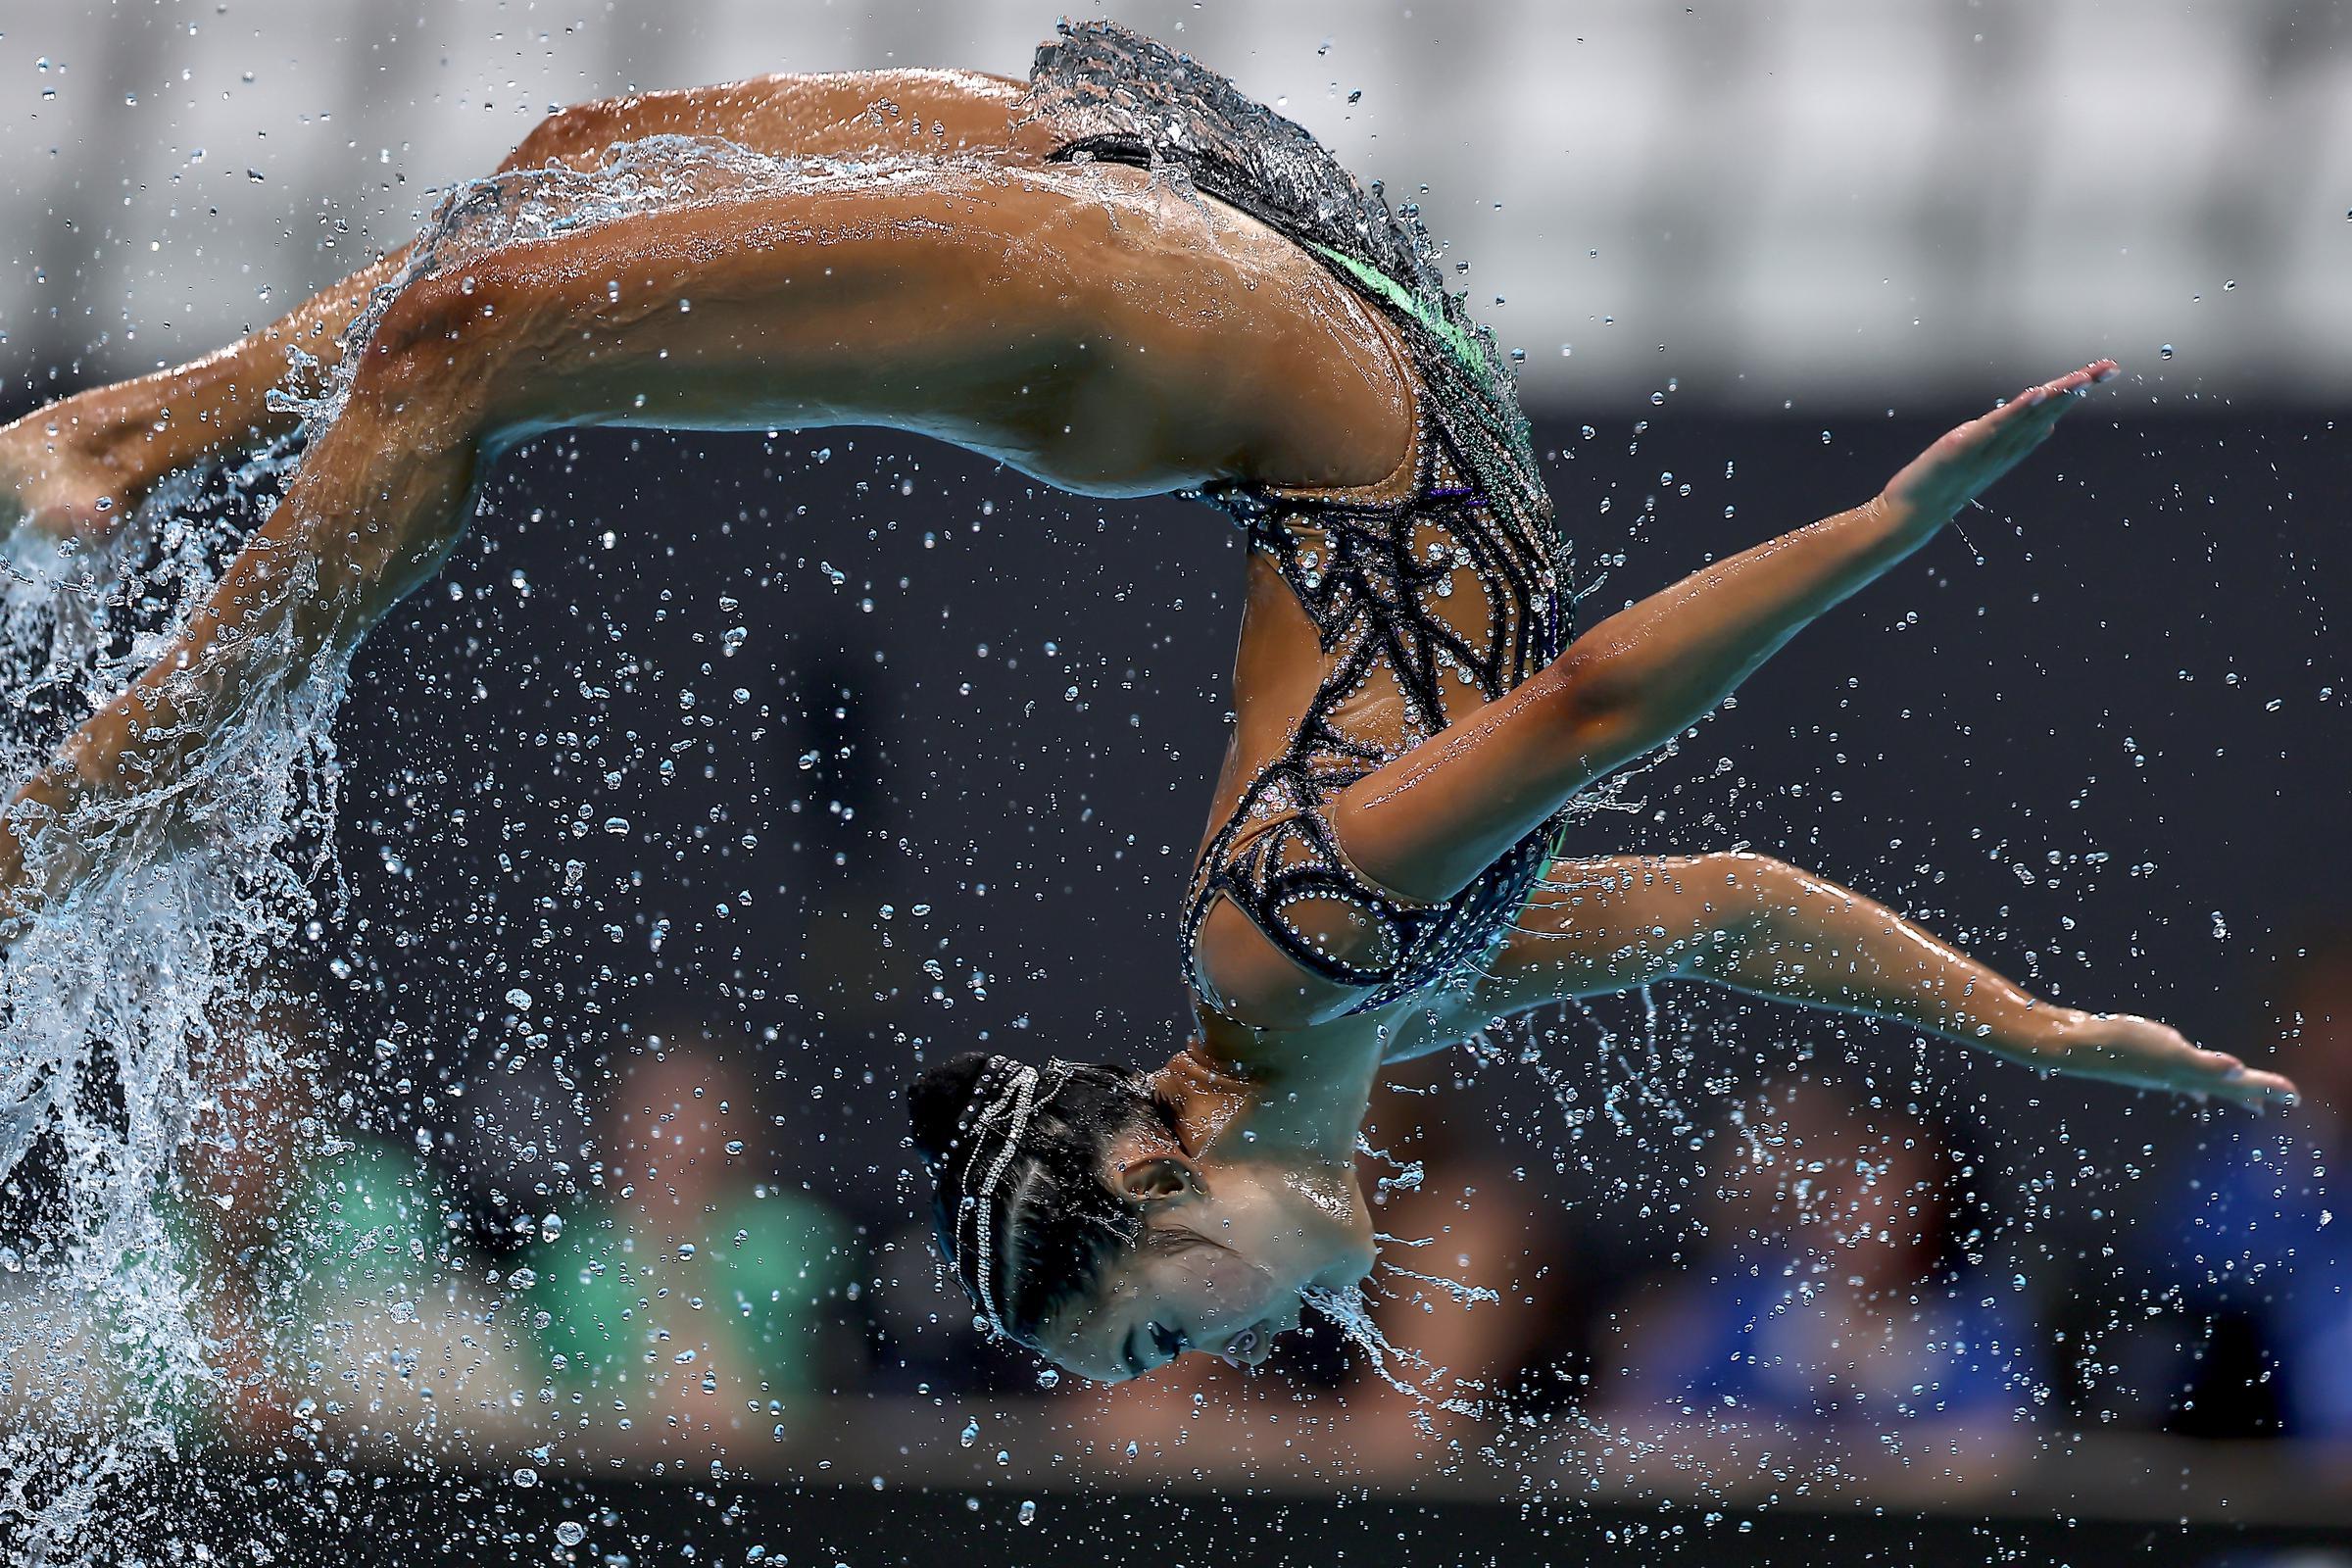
[352,271,522,416]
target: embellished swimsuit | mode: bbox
[1023,23,1573,1015]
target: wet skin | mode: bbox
[0,65,2298,1384]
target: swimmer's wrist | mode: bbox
[1861,488,1949,550]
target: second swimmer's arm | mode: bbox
[1328,361,2121,906]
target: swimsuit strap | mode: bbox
[1304,241,1493,393]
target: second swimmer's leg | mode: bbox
[0,339,486,925]
[0,70,1043,551]
[1428,851,2294,1105]
[0,158,1394,932]
[0,252,412,551]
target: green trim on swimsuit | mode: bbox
[1306,241,1493,386]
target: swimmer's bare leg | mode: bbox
[0,161,1402,931]
[1413,851,2296,1107]
[0,255,410,550]
[0,70,1044,550]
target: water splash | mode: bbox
[1300,1280,1487,1420]
[0,129,894,1560]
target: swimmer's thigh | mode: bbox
[373,160,1412,499]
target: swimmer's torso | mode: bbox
[1019,23,1573,1018]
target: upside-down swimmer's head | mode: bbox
[906,1051,1341,1380]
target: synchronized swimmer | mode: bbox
[0,22,2294,1385]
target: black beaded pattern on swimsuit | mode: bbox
[1175,406,1566,1008]
[1024,21,1574,1012]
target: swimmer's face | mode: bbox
[1030,1156,1345,1382]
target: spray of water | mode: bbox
[0,130,911,1560]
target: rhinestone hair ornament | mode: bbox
[944,1055,1073,1340]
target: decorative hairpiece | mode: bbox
[946,1055,1071,1340]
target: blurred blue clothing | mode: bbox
[2161,1128,2352,1439]
[1632,1256,2040,1429]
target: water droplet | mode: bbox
[1018,1500,1038,1526]
[555,1521,586,1546]
[540,1213,564,1243]
[602,816,629,834]
[2160,344,2175,360]
[959,1418,980,1447]
[505,987,533,1009]
[508,1266,538,1291]
[512,1466,538,1488]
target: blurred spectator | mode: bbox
[1600,1080,2037,1435]
[164,966,525,1446]
[520,1023,858,1439]
[173,974,325,1434]
[2111,930,2352,1440]
[174,969,503,1441]
[1336,1053,1580,1463]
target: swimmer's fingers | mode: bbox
[2036,1010,2299,1110]
[1878,359,2119,529]
[1999,360,2120,448]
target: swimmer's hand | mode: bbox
[1875,359,2120,535]
[2029,1008,2299,1109]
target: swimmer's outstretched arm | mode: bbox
[0,70,1045,550]
[1327,362,2120,905]
[1420,851,2295,1106]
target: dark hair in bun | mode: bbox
[907,1051,1180,1345]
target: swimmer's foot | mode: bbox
[0,405,144,551]
[2032,1007,2298,1109]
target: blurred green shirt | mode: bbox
[520,1191,853,1400]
